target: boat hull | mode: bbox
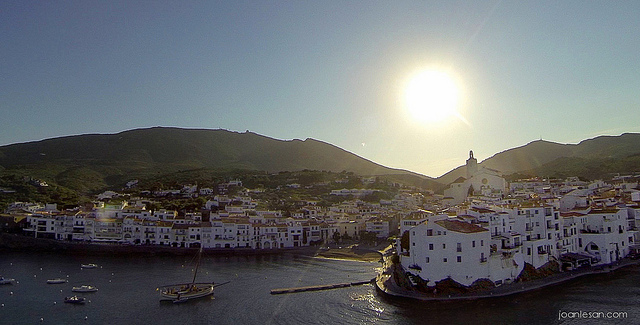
[159,283,214,301]
[0,278,15,285]
[64,296,86,304]
[72,286,98,292]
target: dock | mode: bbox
[270,279,373,295]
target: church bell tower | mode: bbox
[466,150,478,179]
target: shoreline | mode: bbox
[0,233,321,257]
[375,256,640,302]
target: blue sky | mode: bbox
[2,1,639,177]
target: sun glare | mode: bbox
[404,69,460,123]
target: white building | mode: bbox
[403,216,523,286]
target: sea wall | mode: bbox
[0,233,318,257]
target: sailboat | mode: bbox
[158,248,215,303]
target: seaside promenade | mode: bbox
[375,254,640,301]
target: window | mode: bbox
[527,247,531,255]
[426,257,430,263]
[443,243,446,249]
[457,256,462,263]
[443,258,448,263]
[472,240,476,248]
[457,243,462,252]
[429,243,433,250]
[480,240,484,246]
[427,229,433,236]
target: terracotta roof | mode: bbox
[451,176,467,184]
[434,219,488,234]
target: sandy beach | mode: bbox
[314,244,385,262]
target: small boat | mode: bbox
[0,276,16,285]
[47,278,68,284]
[80,264,98,269]
[158,248,217,302]
[64,295,86,304]
[72,285,98,292]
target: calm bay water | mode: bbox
[1,251,639,324]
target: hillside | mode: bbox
[437,133,640,184]
[0,127,441,193]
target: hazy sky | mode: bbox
[2,1,640,177]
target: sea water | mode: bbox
[1,251,639,324]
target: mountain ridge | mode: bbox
[0,127,441,193]
[437,133,640,184]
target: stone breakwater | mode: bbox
[375,256,640,301]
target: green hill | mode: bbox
[0,127,440,194]
[437,133,640,184]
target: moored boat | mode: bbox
[47,278,68,284]
[72,285,98,292]
[80,264,98,269]
[159,282,215,301]
[158,248,219,302]
[0,276,16,285]
[64,295,86,304]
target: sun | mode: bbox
[404,69,460,123]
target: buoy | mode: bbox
[85,316,88,320]
[10,292,13,295]
[40,317,44,322]
[34,275,37,278]
[54,301,56,305]
[40,267,43,271]
[1,303,4,307]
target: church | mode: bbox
[443,151,507,205]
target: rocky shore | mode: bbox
[375,254,640,301]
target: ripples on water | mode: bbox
[1,252,640,324]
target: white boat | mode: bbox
[72,285,98,292]
[64,295,86,304]
[47,278,68,284]
[0,276,16,285]
[80,264,98,269]
[158,248,217,302]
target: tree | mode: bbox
[400,231,410,252]
[332,231,341,244]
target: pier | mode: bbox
[270,279,374,295]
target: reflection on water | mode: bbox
[1,251,640,324]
